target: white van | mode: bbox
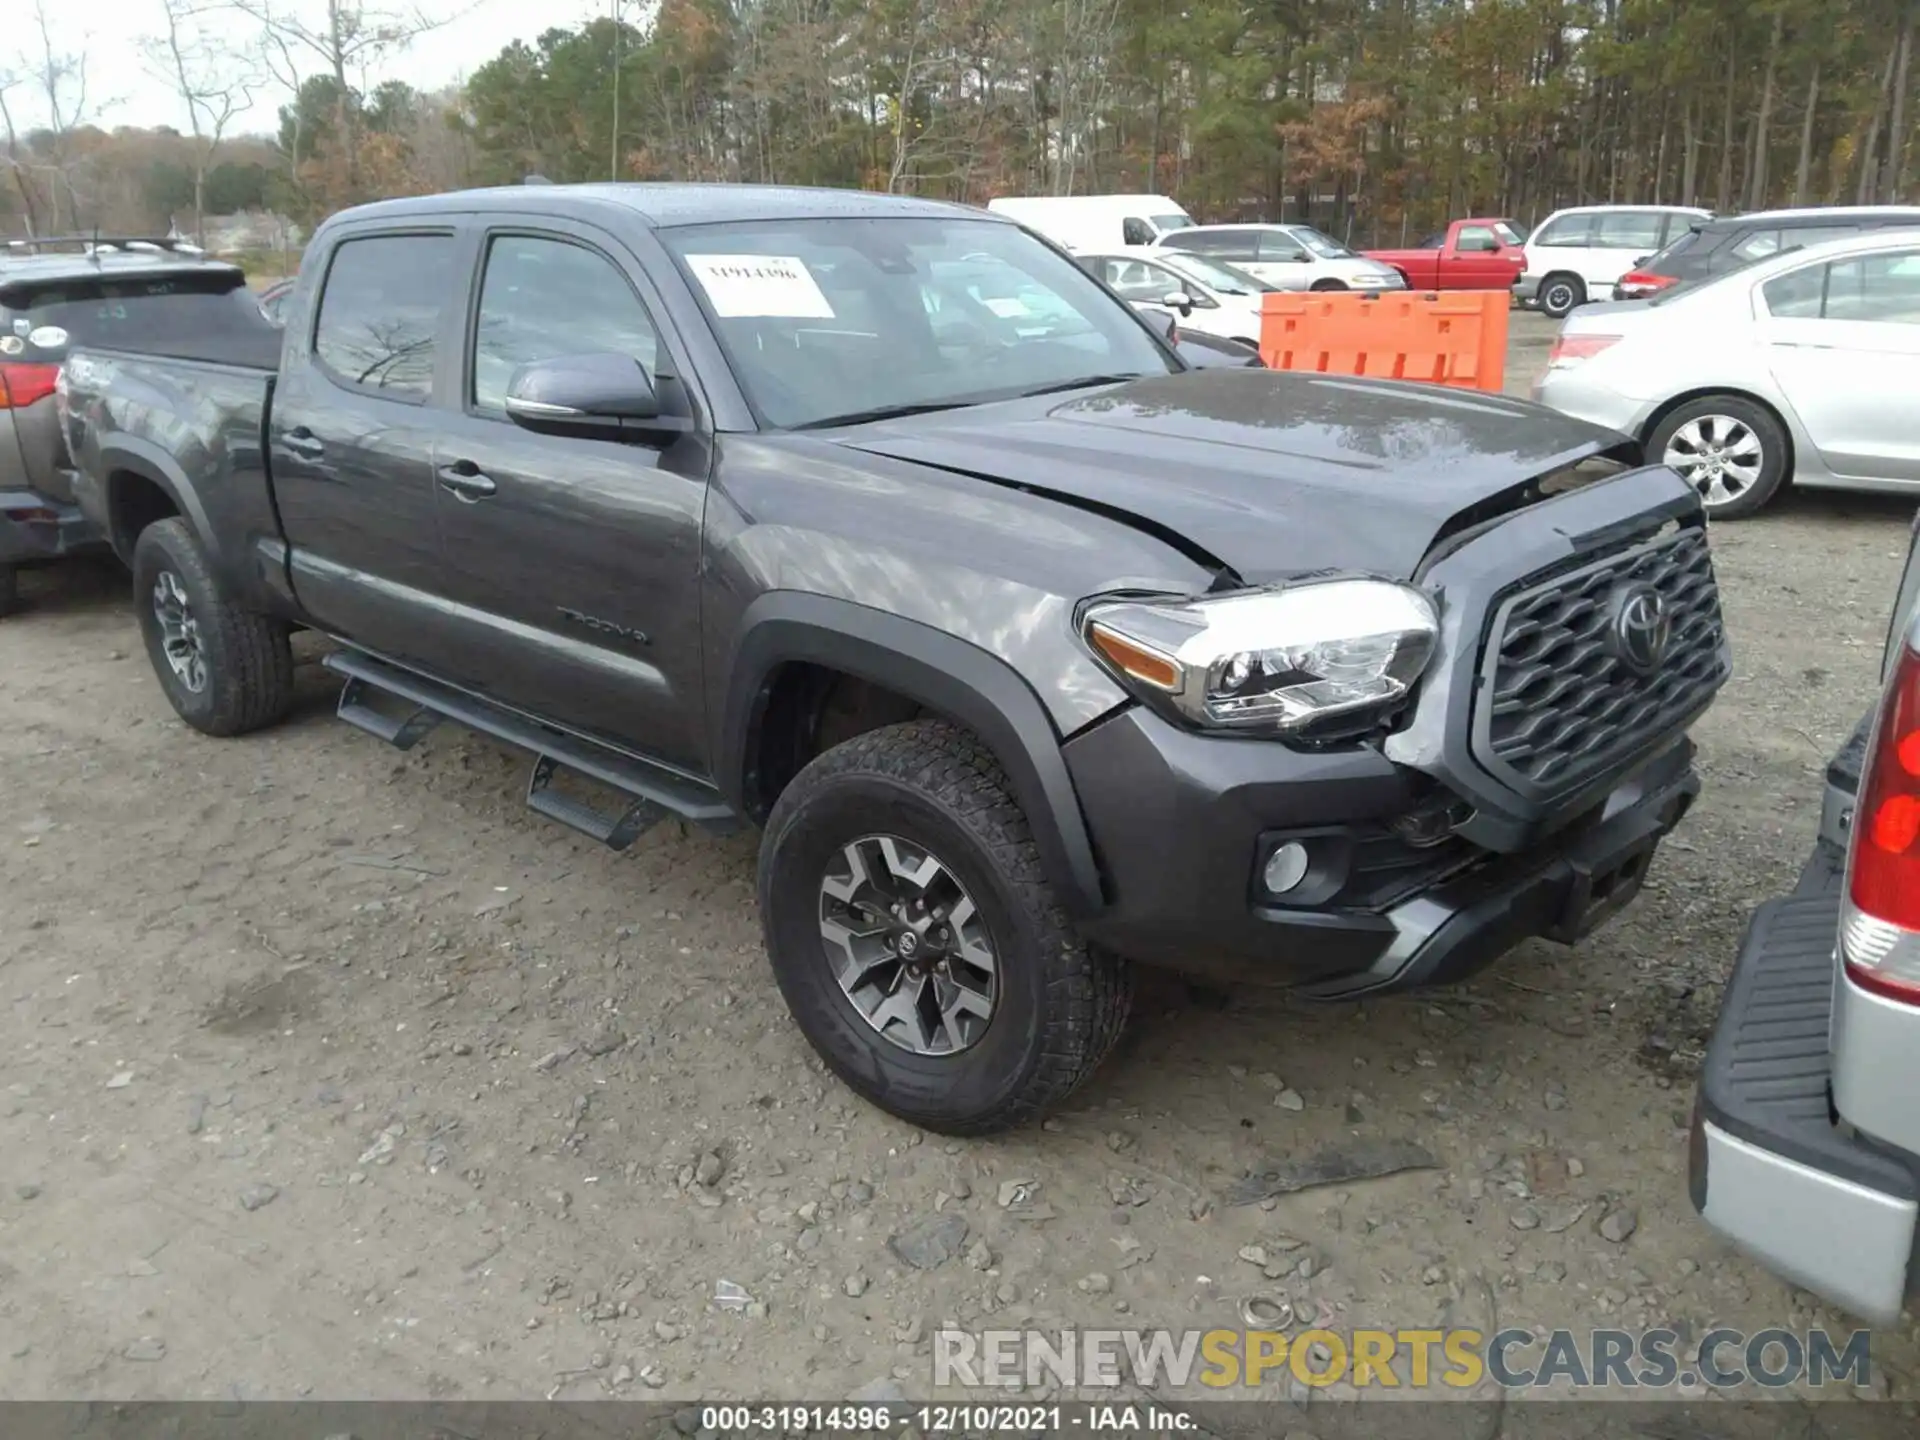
[1516,204,1712,318]
[985,195,1195,254]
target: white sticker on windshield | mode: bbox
[11,318,28,336]
[686,255,835,319]
[27,325,68,349]
[0,335,22,355]
[982,297,1030,319]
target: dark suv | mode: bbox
[1615,206,1920,300]
[0,237,268,614]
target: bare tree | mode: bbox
[18,1,95,231]
[0,67,46,235]
[146,0,257,245]
[230,0,454,198]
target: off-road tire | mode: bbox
[1539,272,1585,319]
[0,563,18,618]
[758,718,1132,1135]
[132,518,294,736]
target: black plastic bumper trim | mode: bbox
[1693,855,1920,1205]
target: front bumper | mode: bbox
[0,487,105,564]
[1512,273,1540,305]
[1690,850,1920,1325]
[1065,704,1698,995]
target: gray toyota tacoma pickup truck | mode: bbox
[60,183,1729,1133]
[1691,507,1920,1323]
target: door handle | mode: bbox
[282,427,325,460]
[437,462,497,502]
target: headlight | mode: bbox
[1352,273,1392,287]
[1081,579,1439,736]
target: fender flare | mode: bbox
[94,435,216,559]
[719,591,1108,918]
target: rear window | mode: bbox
[0,272,267,363]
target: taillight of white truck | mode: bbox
[1840,636,1920,1003]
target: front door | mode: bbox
[1761,246,1920,485]
[427,223,712,773]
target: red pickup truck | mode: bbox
[1366,218,1527,291]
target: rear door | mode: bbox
[1586,210,1667,289]
[424,218,712,771]
[268,227,465,666]
[1759,246,1920,483]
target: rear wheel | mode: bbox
[1539,272,1585,319]
[131,518,295,735]
[1648,395,1790,520]
[758,719,1132,1135]
[0,563,18,618]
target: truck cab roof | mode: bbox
[327,183,990,233]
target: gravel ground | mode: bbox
[1,317,1916,1411]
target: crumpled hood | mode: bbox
[829,368,1631,582]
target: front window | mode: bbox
[1534,214,1592,247]
[1288,226,1356,259]
[1156,252,1268,295]
[663,217,1175,430]
[1150,213,1195,233]
[1494,220,1528,244]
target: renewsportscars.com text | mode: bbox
[933,1326,1874,1391]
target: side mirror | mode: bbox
[1133,303,1178,340]
[504,352,688,442]
[1162,291,1195,316]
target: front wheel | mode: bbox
[0,563,18,618]
[131,518,295,735]
[1539,273,1585,319]
[758,719,1132,1135]
[1647,396,1790,520]
[1310,279,1348,292]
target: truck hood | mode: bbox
[829,369,1630,582]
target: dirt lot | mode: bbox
[2,318,1917,1412]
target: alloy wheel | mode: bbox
[1662,415,1765,509]
[152,570,208,693]
[817,833,998,1056]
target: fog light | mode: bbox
[1263,841,1310,896]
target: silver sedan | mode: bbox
[1533,228,1920,518]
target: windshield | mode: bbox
[1158,252,1268,295]
[1152,214,1195,233]
[0,272,269,362]
[1494,221,1526,245]
[663,216,1175,429]
[1290,227,1356,259]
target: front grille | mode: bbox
[1473,525,1727,795]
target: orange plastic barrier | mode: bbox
[1257,290,1509,393]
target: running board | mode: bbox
[322,650,738,847]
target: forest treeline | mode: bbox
[3,0,1915,248]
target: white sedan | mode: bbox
[1534,228,1920,518]
[1079,249,1272,349]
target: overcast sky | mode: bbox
[14,0,615,136]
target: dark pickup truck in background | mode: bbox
[61,182,1729,1134]
[0,237,274,615]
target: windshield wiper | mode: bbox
[794,399,977,431]
[1014,373,1146,399]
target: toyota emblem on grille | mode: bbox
[1608,583,1672,675]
